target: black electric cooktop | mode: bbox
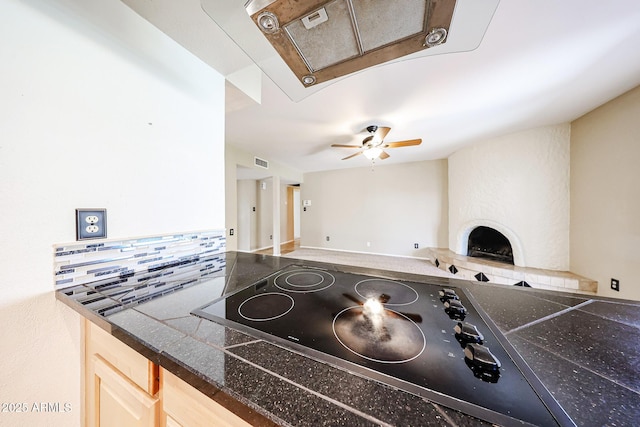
[192,265,571,426]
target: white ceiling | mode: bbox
[122,0,640,174]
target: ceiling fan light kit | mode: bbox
[331,125,422,161]
[246,0,456,86]
[363,147,383,160]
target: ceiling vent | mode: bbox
[254,157,269,169]
[245,0,456,86]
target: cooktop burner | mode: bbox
[192,265,568,426]
[333,305,426,363]
[238,293,294,321]
[274,268,335,293]
[354,278,418,305]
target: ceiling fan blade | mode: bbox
[342,151,363,160]
[331,144,362,148]
[385,138,422,148]
[379,151,390,160]
[372,126,391,144]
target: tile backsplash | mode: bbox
[54,230,225,290]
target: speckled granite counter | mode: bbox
[56,252,640,426]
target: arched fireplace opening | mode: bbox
[467,226,514,265]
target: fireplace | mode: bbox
[467,226,514,265]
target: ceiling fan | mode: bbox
[331,125,422,161]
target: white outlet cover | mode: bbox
[76,209,107,240]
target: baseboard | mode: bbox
[251,245,273,252]
[297,245,432,262]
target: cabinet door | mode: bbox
[89,355,159,427]
[161,369,252,427]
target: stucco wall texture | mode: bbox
[448,124,571,271]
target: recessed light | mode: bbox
[424,27,447,47]
[302,75,316,86]
[257,11,279,34]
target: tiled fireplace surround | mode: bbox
[427,247,597,294]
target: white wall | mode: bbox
[448,125,571,270]
[301,160,448,257]
[0,1,225,426]
[571,85,640,301]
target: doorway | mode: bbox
[236,165,300,254]
[287,185,301,240]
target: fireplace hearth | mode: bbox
[467,226,514,265]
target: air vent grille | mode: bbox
[254,157,269,169]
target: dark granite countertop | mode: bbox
[56,252,640,427]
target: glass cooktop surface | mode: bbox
[192,265,566,426]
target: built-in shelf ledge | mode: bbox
[427,248,597,294]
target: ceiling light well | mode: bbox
[245,0,457,86]
[201,0,501,101]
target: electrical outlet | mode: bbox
[326,236,330,241]
[76,209,107,240]
[611,278,620,291]
[414,243,419,249]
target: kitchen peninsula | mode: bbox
[57,251,640,426]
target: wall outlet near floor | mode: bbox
[326,236,330,241]
[76,209,107,240]
[611,278,620,291]
[414,243,419,249]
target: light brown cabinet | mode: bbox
[88,355,160,427]
[85,320,160,427]
[83,319,253,427]
[161,369,251,427]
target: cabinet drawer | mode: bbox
[85,319,158,394]
[161,369,252,427]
